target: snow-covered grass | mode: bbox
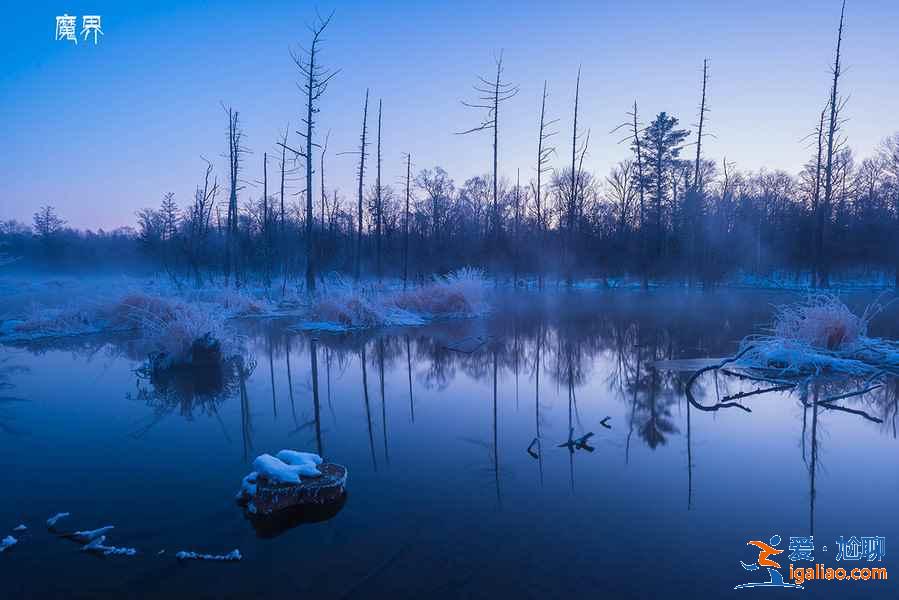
[736,293,899,377]
[0,268,490,346]
[771,293,870,350]
[393,267,487,317]
[304,268,488,331]
[119,294,242,368]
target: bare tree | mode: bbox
[186,157,218,285]
[354,89,370,280]
[287,11,338,293]
[820,0,847,288]
[565,67,589,283]
[533,80,558,287]
[458,51,519,245]
[691,59,710,192]
[375,99,384,280]
[811,106,826,287]
[223,105,246,287]
[613,101,649,287]
[402,152,412,290]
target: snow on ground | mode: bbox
[46,512,70,528]
[0,269,491,349]
[82,536,138,557]
[175,549,242,562]
[13,524,27,532]
[71,526,114,543]
[0,535,16,552]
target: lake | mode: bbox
[2,289,898,598]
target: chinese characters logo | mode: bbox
[736,534,887,589]
[55,15,103,45]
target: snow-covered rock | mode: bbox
[237,450,347,516]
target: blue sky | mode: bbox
[2,0,897,229]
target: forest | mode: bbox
[3,5,898,290]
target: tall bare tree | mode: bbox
[223,105,245,287]
[819,0,847,288]
[375,99,384,280]
[458,51,519,244]
[354,89,370,281]
[534,80,558,287]
[403,152,412,290]
[287,11,337,293]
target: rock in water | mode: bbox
[237,462,347,516]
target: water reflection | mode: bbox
[245,492,347,539]
[0,356,29,436]
[105,294,899,489]
[4,291,899,596]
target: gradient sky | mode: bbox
[3,0,897,229]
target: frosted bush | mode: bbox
[772,293,867,350]
[736,293,898,377]
[110,293,241,367]
[393,267,487,317]
[311,294,383,329]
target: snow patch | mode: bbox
[46,512,70,527]
[0,536,16,552]
[252,452,322,484]
[175,549,242,562]
[13,524,27,532]
[275,450,323,467]
[83,536,137,557]
[71,526,114,543]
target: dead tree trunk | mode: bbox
[224,105,243,287]
[355,88,370,281]
[458,51,519,253]
[278,125,289,293]
[375,99,383,281]
[821,0,846,289]
[535,80,557,289]
[287,12,336,294]
[812,107,825,287]
[403,152,411,291]
[689,59,710,284]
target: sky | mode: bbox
[2,0,898,230]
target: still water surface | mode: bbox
[2,290,898,598]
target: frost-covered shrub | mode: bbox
[311,295,383,328]
[204,288,266,316]
[110,293,240,368]
[393,267,487,317]
[13,304,102,337]
[736,293,897,377]
[772,294,866,350]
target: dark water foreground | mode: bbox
[2,289,899,599]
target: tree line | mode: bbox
[4,2,897,288]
